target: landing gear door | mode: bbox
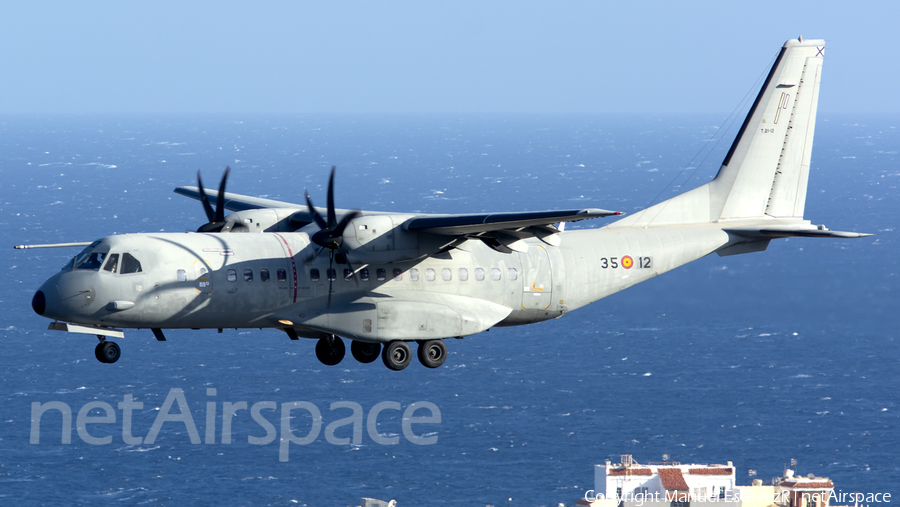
[518,245,553,310]
[193,260,212,294]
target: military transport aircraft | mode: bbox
[18,38,869,370]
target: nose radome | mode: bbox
[32,290,46,315]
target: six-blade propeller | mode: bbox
[304,166,361,307]
[194,165,360,307]
[196,167,231,233]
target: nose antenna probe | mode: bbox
[14,242,94,249]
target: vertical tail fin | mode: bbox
[710,38,825,220]
[610,38,825,228]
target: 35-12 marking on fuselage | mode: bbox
[598,256,651,269]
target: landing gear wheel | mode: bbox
[98,341,121,363]
[315,336,345,366]
[351,340,381,364]
[382,341,412,371]
[94,342,106,363]
[417,339,447,368]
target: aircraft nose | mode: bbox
[34,279,64,320]
[32,290,46,315]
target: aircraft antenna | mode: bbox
[642,50,778,225]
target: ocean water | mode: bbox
[0,114,897,506]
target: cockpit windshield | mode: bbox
[77,251,108,270]
[62,241,108,272]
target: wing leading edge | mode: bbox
[174,186,303,211]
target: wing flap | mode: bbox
[405,208,621,235]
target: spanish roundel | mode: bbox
[621,255,633,269]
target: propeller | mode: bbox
[196,167,231,233]
[304,166,361,307]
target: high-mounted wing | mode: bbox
[174,186,303,212]
[406,209,620,234]
[176,174,624,252]
[174,184,362,230]
[405,208,622,251]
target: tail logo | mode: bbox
[621,256,633,269]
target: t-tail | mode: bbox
[609,37,871,253]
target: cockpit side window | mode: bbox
[76,252,107,271]
[121,253,143,274]
[103,253,119,273]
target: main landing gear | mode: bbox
[417,339,447,369]
[94,336,121,364]
[313,336,448,370]
[351,340,381,363]
[314,335,346,366]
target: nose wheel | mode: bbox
[94,337,121,364]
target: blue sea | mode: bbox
[1,114,897,506]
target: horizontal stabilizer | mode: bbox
[725,224,872,239]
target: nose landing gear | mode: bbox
[94,336,121,364]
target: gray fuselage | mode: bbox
[35,223,730,342]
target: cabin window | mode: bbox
[310,269,320,282]
[410,268,419,281]
[376,268,386,281]
[360,268,370,281]
[442,268,452,281]
[393,268,402,281]
[277,269,287,282]
[425,268,435,281]
[491,268,501,281]
[176,269,187,282]
[121,253,143,274]
[475,268,485,281]
[260,269,270,282]
[103,254,119,273]
[327,268,336,281]
[459,268,468,281]
[227,269,237,282]
[77,252,107,271]
[343,268,354,281]
[243,269,253,282]
[508,268,518,280]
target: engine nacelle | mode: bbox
[220,208,307,233]
[339,214,453,264]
